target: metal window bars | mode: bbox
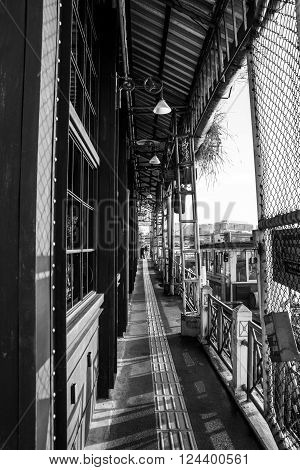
[70,0,99,147]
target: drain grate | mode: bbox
[143,260,197,450]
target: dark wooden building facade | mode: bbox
[1,0,287,452]
[0,0,137,450]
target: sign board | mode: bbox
[272,229,300,291]
[264,311,300,362]
[213,233,225,244]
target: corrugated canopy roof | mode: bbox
[130,0,216,134]
[126,0,218,199]
[122,0,250,202]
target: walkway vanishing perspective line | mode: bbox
[86,261,261,450]
[143,260,197,450]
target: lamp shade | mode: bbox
[153,98,171,115]
[149,154,161,165]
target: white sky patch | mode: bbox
[196,78,258,228]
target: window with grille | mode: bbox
[236,251,247,282]
[66,134,97,312]
[71,0,99,148]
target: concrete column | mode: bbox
[200,265,207,287]
[231,304,252,390]
[199,285,213,342]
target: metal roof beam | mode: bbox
[153,4,172,139]
[158,5,171,78]
[157,0,211,28]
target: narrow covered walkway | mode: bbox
[86,261,262,450]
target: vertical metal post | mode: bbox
[231,0,238,46]
[296,0,300,41]
[174,112,187,315]
[247,52,269,414]
[156,199,162,272]
[247,325,254,400]
[216,25,224,79]
[152,211,157,263]
[208,295,212,338]
[156,211,159,264]
[217,306,223,354]
[166,188,172,290]
[223,12,230,60]
[193,139,200,313]
[169,181,175,295]
[213,35,218,79]
[162,192,168,286]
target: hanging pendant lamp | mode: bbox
[149,154,161,165]
[153,86,171,114]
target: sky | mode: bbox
[196,76,258,228]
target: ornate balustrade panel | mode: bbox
[184,267,198,314]
[247,321,263,412]
[220,311,232,368]
[208,295,218,348]
[208,295,233,370]
[173,258,200,315]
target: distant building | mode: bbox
[175,221,253,247]
[214,220,253,234]
[199,224,214,234]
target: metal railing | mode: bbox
[156,256,265,413]
[207,295,264,412]
[208,295,233,370]
[246,321,263,413]
[173,257,182,285]
[187,0,257,135]
[173,258,199,314]
[184,266,199,314]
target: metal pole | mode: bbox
[174,112,187,315]
[190,134,201,314]
[169,181,175,295]
[296,0,300,42]
[247,52,269,415]
[162,195,169,288]
[247,325,254,400]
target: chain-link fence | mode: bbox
[249,0,300,449]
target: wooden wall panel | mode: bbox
[35,0,60,450]
[0,1,27,449]
[97,5,119,398]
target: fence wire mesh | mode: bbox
[249,0,300,449]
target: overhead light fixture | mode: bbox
[153,98,171,115]
[144,76,162,94]
[149,154,161,165]
[153,85,171,114]
[136,139,159,146]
